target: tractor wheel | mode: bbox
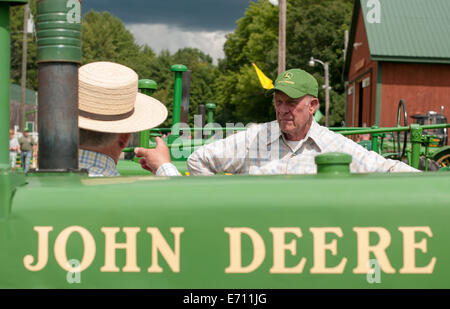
[419,157,440,171]
[436,153,450,169]
[402,156,440,171]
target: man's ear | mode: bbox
[309,97,319,115]
[118,133,131,149]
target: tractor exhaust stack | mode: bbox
[36,0,82,171]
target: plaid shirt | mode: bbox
[79,149,180,177]
[187,119,419,175]
[156,163,181,176]
[79,149,120,177]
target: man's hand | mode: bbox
[134,137,171,174]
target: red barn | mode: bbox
[344,0,450,132]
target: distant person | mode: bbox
[18,128,35,174]
[78,61,179,177]
[355,122,371,143]
[9,129,20,172]
[358,134,371,141]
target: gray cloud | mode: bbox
[127,24,228,64]
[82,0,253,31]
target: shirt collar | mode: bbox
[267,118,324,151]
[79,149,119,176]
[307,119,325,151]
[267,120,283,145]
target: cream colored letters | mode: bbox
[310,227,347,274]
[353,227,395,274]
[54,226,96,272]
[399,227,436,274]
[269,228,306,274]
[23,226,54,271]
[147,227,184,273]
[225,227,266,273]
[101,227,141,272]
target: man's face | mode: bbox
[274,91,318,140]
[23,131,28,137]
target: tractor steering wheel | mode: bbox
[394,99,408,160]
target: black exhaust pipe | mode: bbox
[36,0,82,171]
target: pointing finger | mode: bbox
[134,147,148,157]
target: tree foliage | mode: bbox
[215,0,278,124]
[10,1,38,90]
[82,11,142,68]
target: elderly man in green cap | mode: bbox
[182,68,418,175]
[138,69,418,175]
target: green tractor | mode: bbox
[1,0,450,291]
[357,100,450,171]
[410,109,449,169]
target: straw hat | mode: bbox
[78,61,168,133]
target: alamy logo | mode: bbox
[366,259,381,284]
[366,0,381,24]
[66,0,81,24]
[66,259,81,284]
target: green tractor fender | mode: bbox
[430,145,450,168]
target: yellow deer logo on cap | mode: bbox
[283,72,293,80]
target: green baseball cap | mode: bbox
[267,68,318,99]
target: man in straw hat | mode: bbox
[78,61,179,177]
[184,68,418,175]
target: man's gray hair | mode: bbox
[79,129,118,147]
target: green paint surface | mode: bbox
[36,0,82,62]
[0,3,10,168]
[1,172,449,288]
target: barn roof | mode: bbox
[344,0,450,79]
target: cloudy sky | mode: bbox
[82,0,254,64]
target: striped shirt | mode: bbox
[187,119,419,175]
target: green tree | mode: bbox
[132,44,157,79]
[82,10,142,68]
[215,65,274,125]
[214,70,240,124]
[172,48,218,125]
[156,48,218,128]
[151,49,178,127]
[10,1,38,90]
[286,0,352,126]
[216,0,278,124]
[221,0,278,73]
